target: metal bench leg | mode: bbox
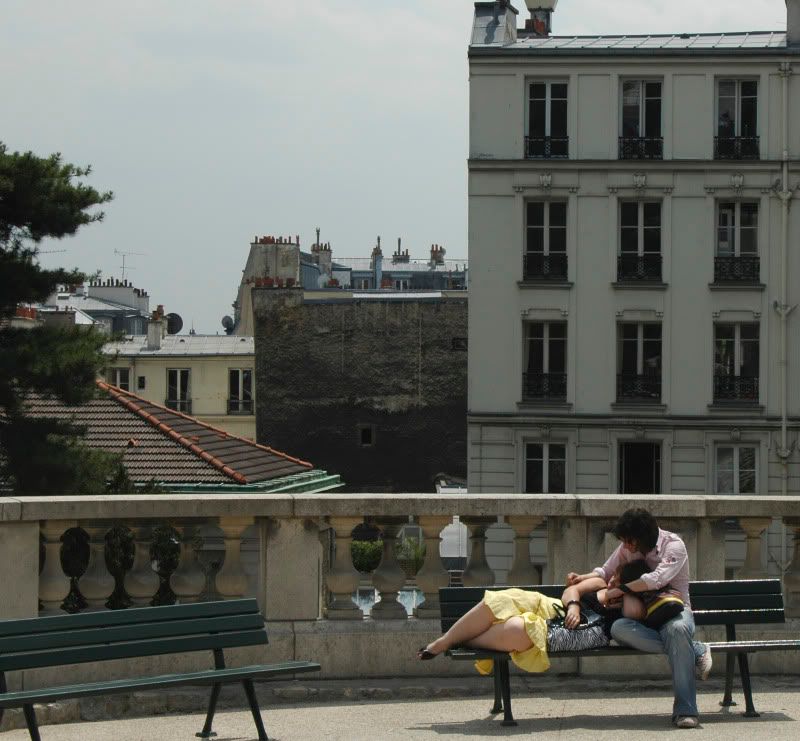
[23,704,41,741]
[242,679,269,741]
[737,653,760,718]
[0,670,6,728]
[197,649,226,738]
[490,660,503,715]
[499,659,516,727]
[721,653,737,707]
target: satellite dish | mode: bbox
[221,316,234,335]
[166,313,184,335]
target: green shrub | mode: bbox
[351,539,383,573]
[397,537,426,576]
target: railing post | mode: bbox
[79,521,115,611]
[696,519,727,581]
[325,516,363,620]
[414,516,451,619]
[370,518,408,620]
[215,517,254,600]
[39,520,76,615]
[461,517,496,587]
[506,516,543,586]
[548,516,588,585]
[123,523,160,607]
[783,518,800,617]
[171,522,206,604]
[736,518,771,580]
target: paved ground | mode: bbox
[1,677,798,741]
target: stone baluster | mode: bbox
[324,516,363,620]
[123,524,160,607]
[736,518,771,580]
[506,516,543,586]
[414,516,451,619]
[171,522,206,604]
[370,518,408,620]
[79,521,115,610]
[461,517,496,587]
[783,518,800,617]
[215,517,254,600]
[39,520,76,615]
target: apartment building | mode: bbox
[468,1,800,504]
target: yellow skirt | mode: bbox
[474,589,562,675]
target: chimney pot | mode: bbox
[525,0,558,36]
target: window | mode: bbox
[715,202,760,282]
[716,446,757,494]
[166,369,191,413]
[394,279,409,290]
[716,80,759,159]
[137,376,146,391]
[618,202,662,281]
[620,80,663,159]
[524,201,567,280]
[358,425,375,447]
[714,323,759,401]
[355,278,370,290]
[526,81,568,158]
[617,323,662,400]
[107,368,130,391]
[228,369,253,414]
[619,442,661,494]
[524,322,567,400]
[525,442,566,494]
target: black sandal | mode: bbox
[417,647,438,660]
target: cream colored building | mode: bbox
[468,1,800,512]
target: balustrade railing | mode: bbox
[617,373,662,402]
[523,252,568,282]
[714,255,760,284]
[714,374,760,402]
[618,136,664,160]
[714,136,760,160]
[525,136,569,159]
[617,253,663,282]
[523,372,568,401]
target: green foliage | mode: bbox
[351,539,383,573]
[397,536,426,576]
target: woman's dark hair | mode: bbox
[618,559,649,584]
[612,508,659,553]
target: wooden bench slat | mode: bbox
[694,609,786,625]
[691,594,784,610]
[689,580,781,597]
[0,662,321,709]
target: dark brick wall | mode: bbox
[253,290,468,492]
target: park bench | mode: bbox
[441,579,800,726]
[0,598,319,741]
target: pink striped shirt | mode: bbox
[592,528,692,608]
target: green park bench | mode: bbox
[441,579,800,726]
[0,598,319,741]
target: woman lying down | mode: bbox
[417,559,685,674]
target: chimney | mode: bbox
[471,1,518,47]
[146,305,166,351]
[789,1,800,45]
[430,244,447,266]
[525,0,557,36]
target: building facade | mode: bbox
[468,1,800,509]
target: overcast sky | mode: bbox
[1,0,790,333]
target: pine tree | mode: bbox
[0,141,119,494]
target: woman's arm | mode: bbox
[621,594,645,620]
[561,576,607,629]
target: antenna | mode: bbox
[38,250,67,255]
[113,249,147,281]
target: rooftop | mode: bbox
[333,258,468,274]
[105,335,254,356]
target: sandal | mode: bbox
[417,647,438,660]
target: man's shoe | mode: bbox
[675,716,699,729]
[696,644,713,680]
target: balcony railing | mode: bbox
[714,136,760,160]
[618,136,664,160]
[227,399,254,415]
[617,373,662,402]
[617,254,663,282]
[714,375,759,402]
[714,255,760,284]
[525,136,569,159]
[523,252,568,282]
[523,372,567,401]
[165,399,192,414]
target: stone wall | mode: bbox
[253,289,468,492]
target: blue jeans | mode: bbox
[610,607,706,718]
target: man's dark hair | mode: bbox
[618,558,649,584]
[612,508,659,553]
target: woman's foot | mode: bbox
[417,647,439,660]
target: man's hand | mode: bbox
[564,603,581,629]
[566,572,583,586]
[605,587,623,602]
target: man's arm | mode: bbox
[566,543,626,586]
[605,540,688,601]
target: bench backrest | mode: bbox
[0,599,266,673]
[439,580,784,634]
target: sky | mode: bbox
[0,0,790,333]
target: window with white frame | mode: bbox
[107,367,130,391]
[394,279,409,290]
[524,322,567,400]
[166,368,191,412]
[717,202,758,256]
[713,323,759,401]
[715,445,757,494]
[525,201,567,280]
[228,368,253,414]
[527,81,568,158]
[717,80,758,139]
[617,323,662,400]
[619,202,662,280]
[621,80,662,139]
[525,442,566,494]
[355,278,370,290]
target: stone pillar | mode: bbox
[324,516,362,619]
[1,522,41,619]
[548,516,588,585]
[215,516,254,600]
[783,518,800,617]
[506,516,543,586]
[79,521,115,610]
[171,523,206,604]
[414,516,451,619]
[39,520,75,615]
[123,524,160,607]
[370,518,408,620]
[736,518,771,580]
[461,517,495,587]
[696,519,727,581]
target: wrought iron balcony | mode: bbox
[228,399,254,415]
[714,255,760,284]
[523,253,568,282]
[617,254,663,282]
[714,136,760,160]
[713,375,759,402]
[165,399,192,414]
[525,136,569,159]
[617,373,662,402]
[522,372,567,402]
[618,136,664,160]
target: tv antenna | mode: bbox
[114,249,146,281]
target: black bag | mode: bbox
[546,603,610,653]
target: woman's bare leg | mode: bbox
[423,602,496,655]
[465,617,532,653]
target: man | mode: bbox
[567,508,712,729]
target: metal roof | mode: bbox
[105,334,254,357]
[45,294,144,314]
[333,257,468,274]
